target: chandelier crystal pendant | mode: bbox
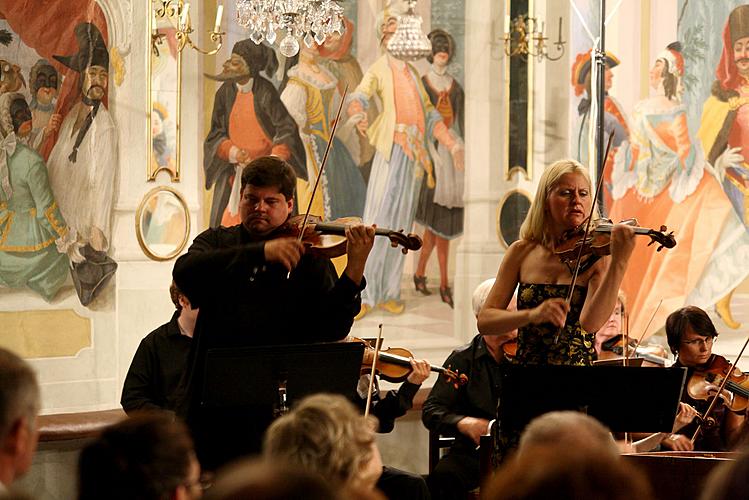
[386,0,432,61]
[236,0,345,57]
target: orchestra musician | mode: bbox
[477,159,636,366]
[422,278,517,500]
[662,306,749,452]
[476,159,635,462]
[172,155,375,469]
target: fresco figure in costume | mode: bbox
[47,22,118,306]
[349,10,465,318]
[608,42,749,340]
[280,43,366,220]
[698,4,749,329]
[413,29,465,309]
[27,60,61,152]
[570,51,628,211]
[204,40,306,228]
[318,17,376,169]
[0,92,80,300]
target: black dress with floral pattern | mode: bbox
[515,282,595,366]
[493,283,595,466]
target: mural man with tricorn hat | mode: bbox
[46,21,118,306]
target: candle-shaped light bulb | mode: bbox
[180,2,190,30]
[214,4,223,33]
[504,14,510,34]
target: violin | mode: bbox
[598,338,669,367]
[556,218,676,270]
[280,214,422,259]
[687,354,749,413]
[353,337,468,387]
[502,339,517,362]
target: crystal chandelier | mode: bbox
[235,0,345,58]
[386,0,431,61]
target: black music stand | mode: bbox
[498,365,687,434]
[195,342,365,470]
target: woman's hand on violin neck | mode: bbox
[264,238,305,271]
[344,223,376,285]
[529,298,569,328]
[609,224,636,267]
[406,358,431,385]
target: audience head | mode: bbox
[0,348,40,487]
[263,393,382,491]
[483,445,653,500]
[666,306,718,359]
[78,413,202,500]
[518,411,619,459]
[204,459,338,500]
[699,449,749,500]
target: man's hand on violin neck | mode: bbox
[264,237,305,271]
[343,224,376,285]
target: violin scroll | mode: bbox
[386,229,423,254]
[646,225,676,252]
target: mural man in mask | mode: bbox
[204,39,306,228]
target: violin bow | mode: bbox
[554,132,615,344]
[624,299,662,363]
[297,83,349,245]
[690,332,749,444]
[364,323,384,419]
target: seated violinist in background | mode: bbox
[421,279,517,500]
[662,306,748,452]
[356,346,431,500]
[594,293,670,366]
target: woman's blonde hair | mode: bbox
[519,158,598,248]
[263,394,377,489]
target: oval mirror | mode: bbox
[135,186,190,261]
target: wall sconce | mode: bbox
[503,15,565,61]
[151,1,224,56]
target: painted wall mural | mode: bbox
[571,0,749,339]
[0,2,118,306]
[204,1,467,337]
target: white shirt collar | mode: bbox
[236,78,254,94]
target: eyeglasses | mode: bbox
[681,337,715,348]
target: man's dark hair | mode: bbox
[240,156,296,200]
[169,281,183,311]
[665,306,718,355]
[78,413,195,500]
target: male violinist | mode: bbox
[173,155,375,469]
[662,306,748,452]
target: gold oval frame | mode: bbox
[135,186,191,261]
[496,188,532,249]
